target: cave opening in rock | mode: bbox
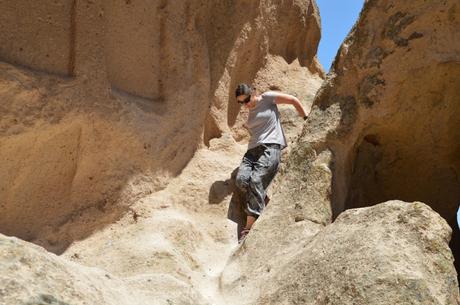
[342,64,460,283]
[345,130,460,280]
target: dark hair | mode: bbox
[235,83,252,97]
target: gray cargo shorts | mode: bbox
[235,143,281,218]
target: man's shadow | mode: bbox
[209,167,270,240]
[209,167,246,239]
[208,168,239,205]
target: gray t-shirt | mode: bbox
[246,91,287,150]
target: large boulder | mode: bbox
[0,234,208,305]
[221,201,460,304]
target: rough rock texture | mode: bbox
[59,137,246,304]
[0,234,208,305]
[0,1,74,76]
[303,0,460,283]
[220,142,332,304]
[221,201,459,305]
[2,0,459,304]
[0,0,323,251]
[221,0,460,303]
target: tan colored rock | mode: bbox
[0,0,74,76]
[300,0,460,282]
[223,201,459,305]
[4,0,458,304]
[0,0,323,250]
[0,1,323,303]
[221,0,460,303]
[0,234,208,305]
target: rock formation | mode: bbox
[0,234,209,305]
[221,201,459,304]
[0,0,323,252]
[1,0,460,304]
[308,0,460,283]
[221,0,460,303]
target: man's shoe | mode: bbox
[238,228,250,244]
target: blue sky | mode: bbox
[316,0,365,71]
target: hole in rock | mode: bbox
[341,64,460,283]
[345,130,460,280]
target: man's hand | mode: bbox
[243,122,252,135]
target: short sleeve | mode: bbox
[261,91,279,104]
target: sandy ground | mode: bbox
[62,136,247,304]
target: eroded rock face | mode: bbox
[221,0,460,303]
[221,143,333,304]
[0,0,323,250]
[301,0,460,282]
[0,234,208,305]
[222,201,459,305]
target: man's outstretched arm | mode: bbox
[273,93,308,120]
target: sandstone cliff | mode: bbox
[222,0,460,303]
[0,0,323,252]
[1,0,460,304]
[309,0,460,283]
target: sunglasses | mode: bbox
[237,95,251,104]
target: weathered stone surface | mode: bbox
[275,201,459,304]
[300,0,460,283]
[0,0,323,251]
[221,201,460,305]
[0,234,207,305]
[220,0,460,303]
[0,2,324,303]
[0,0,74,76]
[2,0,458,304]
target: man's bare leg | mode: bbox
[239,215,256,243]
[245,215,256,230]
[242,197,267,234]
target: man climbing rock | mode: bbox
[230,83,308,243]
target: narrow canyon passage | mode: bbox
[56,141,246,304]
[2,0,460,303]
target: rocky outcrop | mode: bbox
[303,0,460,281]
[0,0,323,251]
[220,142,333,303]
[307,0,460,230]
[2,0,459,304]
[221,201,459,305]
[221,0,460,303]
[0,234,208,305]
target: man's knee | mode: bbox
[249,172,263,186]
[235,173,250,191]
